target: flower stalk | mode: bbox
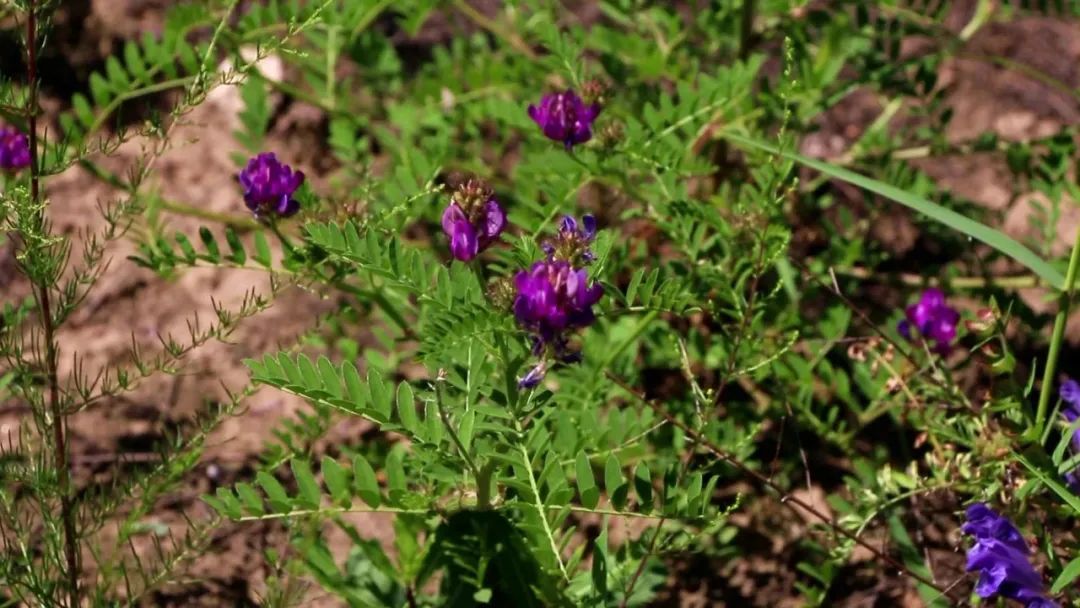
[1034,225,1080,435]
[25,1,80,605]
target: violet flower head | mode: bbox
[897,288,960,354]
[513,259,603,388]
[962,503,1058,608]
[527,90,601,149]
[441,178,506,262]
[0,126,31,171]
[238,152,304,218]
[514,260,603,340]
[1061,379,1080,449]
[542,214,597,264]
[1059,379,1080,490]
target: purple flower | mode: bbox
[518,362,548,389]
[237,152,304,218]
[527,90,601,149]
[441,200,506,262]
[897,288,960,354]
[962,503,1057,608]
[543,214,597,264]
[1061,379,1080,451]
[1059,379,1080,490]
[514,260,603,341]
[0,126,31,171]
[512,259,603,388]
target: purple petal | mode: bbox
[448,220,479,261]
[442,202,468,237]
[518,364,547,389]
[481,200,506,240]
[581,215,597,239]
[560,215,577,234]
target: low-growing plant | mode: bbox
[2,1,1080,607]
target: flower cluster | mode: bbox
[1059,379,1080,491]
[528,89,601,149]
[898,288,959,354]
[962,503,1057,608]
[542,214,597,265]
[237,152,305,218]
[441,178,507,262]
[0,126,31,171]
[514,215,603,388]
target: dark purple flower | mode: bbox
[238,152,304,218]
[1059,379,1080,489]
[897,288,960,354]
[0,126,31,171]
[513,262,601,389]
[441,200,506,262]
[514,260,603,343]
[543,214,597,264]
[962,503,1057,608]
[527,90,601,149]
[1061,379,1080,451]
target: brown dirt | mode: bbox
[3,2,1079,606]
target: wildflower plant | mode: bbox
[2,1,1080,607]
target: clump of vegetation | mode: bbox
[1,1,1079,606]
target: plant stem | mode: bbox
[739,0,756,59]
[1034,226,1080,434]
[832,266,1045,289]
[475,459,496,510]
[433,378,483,498]
[25,3,80,605]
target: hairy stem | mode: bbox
[25,2,80,605]
[1034,226,1080,433]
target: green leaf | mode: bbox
[105,55,130,88]
[256,471,291,513]
[386,446,407,504]
[202,493,228,518]
[291,458,322,510]
[1014,451,1080,512]
[352,455,381,508]
[458,410,476,450]
[396,382,418,433]
[368,370,392,419]
[1051,556,1080,594]
[235,482,265,516]
[317,356,341,398]
[322,456,351,507]
[123,41,148,80]
[425,401,443,445]
[604,455,628,511]
[198,226,221,261]
[214,488,243,519]
[89,72,111,107]
[723,132,1067,290]
[575,452,600,509]
[633,462,653,511]
[253,231,272,267]
[224,226,246,264]
[591,522,609,595]
[625,269,644,305]
[72,94,94,128]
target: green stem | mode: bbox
[832,266,1046,289]
[434,379,483,491]
[475,459,496,510]
[1034,227,1080,434]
